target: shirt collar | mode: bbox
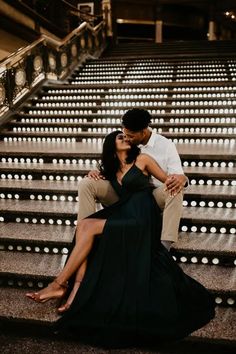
[139,129,155,148]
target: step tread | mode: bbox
[0,200,235,221]
[0,222,74,243]
[0,251,235,293]
[0,287,235,345]
[0,251,65,277]
[0,141,235,159]
[173,232,236,255]
[0,180,235,197]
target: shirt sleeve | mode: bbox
[166,142,184,175]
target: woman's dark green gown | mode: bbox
[56,165,215,347]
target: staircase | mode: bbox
[0,42,236,352]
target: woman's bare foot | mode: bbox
[57,281,82,313]
[26,280,67,303]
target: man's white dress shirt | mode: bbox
[139,130,184,187]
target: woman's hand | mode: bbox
[165,174,188,196]
[87,170,105,180]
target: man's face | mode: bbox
[123,128,145,145]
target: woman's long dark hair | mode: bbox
[99,130,140,181]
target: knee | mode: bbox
[78,177,94,194]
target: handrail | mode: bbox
[0,38,45,67]
[0,20,104,69]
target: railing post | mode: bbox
[102,0,113,38]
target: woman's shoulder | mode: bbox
[137,153,154,163]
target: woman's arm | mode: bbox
[136,154,168,183]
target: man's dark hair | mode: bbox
[122,108,152,132]
[99,130,140,180]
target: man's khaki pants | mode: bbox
[77,177,183,243]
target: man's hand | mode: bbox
[165,174,188,196]
[87,170,105,180]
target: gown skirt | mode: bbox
[56,165,215,347]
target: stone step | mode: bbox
[9,120,236,129]
[1,131,236,143]
[0,181,235,207]
[30,97,236,105]
[172,232,236,267]
[0,251,235,306]
[0,222,74,254]
[0,288,235,348]
[0,199,235,232]
[0,163,235,184]
[0,222,235,266]
[0,140,235,162]
[21,103,236,112]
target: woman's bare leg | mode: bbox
[58,259,87,313]
[26,219,106,303]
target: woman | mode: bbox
[26,131,215,347]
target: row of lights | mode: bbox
[173,93,236,98]
[183,200,235,208]
[176,254,235,267]
[5,136,235,145]
[1,244,69,255]
[181,225,236,234]
[0,193,235,209]
[47,89,105,93]
[1,158,231,168]
[41,95,102,100]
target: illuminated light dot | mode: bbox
[217,202,223,208]
[30,195,35,200]
[37,195,43,200]
[215,297,222,304]
[45,195,50,200]
[230,228,236,234]
[16,218,21,223]
[32,218,37,224]
[60,196,66,201]
[62,247,69,254]
[183,201,188,206]
[26,246,31,252]
[49,219,54,225]
[40,219,46,224]
[8,245,14,250]
[208,201,214,207]
[201,257,208,264]
[42,175,47,180]
[220,227,226,234]
[181,226,188,232]
[199,201,206,207]
[69,176,75,181]
[27,281,34,288]
[180,256,187,263]
[212,258,219,265]
[17,245,23,251]
[207,180,212,185]
[44,247,50,253]
[191,226,197,232]
[63,176,68,181]
[210,227,217,233]
[199,179,204,185]
[34,246,40,252]
[65,220,71,225]
[226,298,234,306]
[0,217,4,222]
[215,180,221,186]
[24,218,29,223]
[53,248,59,254]
[191,201,197,207]
[68,196,73,202]
[74,220,77,226]
[226,202,232,208]
[57,219,62,225]
[191,180,196,185]
[191,256,198,263]
[52,195,58,201]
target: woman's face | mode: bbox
[115,133,131,151]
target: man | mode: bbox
[78,108,188,250]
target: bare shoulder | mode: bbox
[136,153,150,163]
[137,153,155,164]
